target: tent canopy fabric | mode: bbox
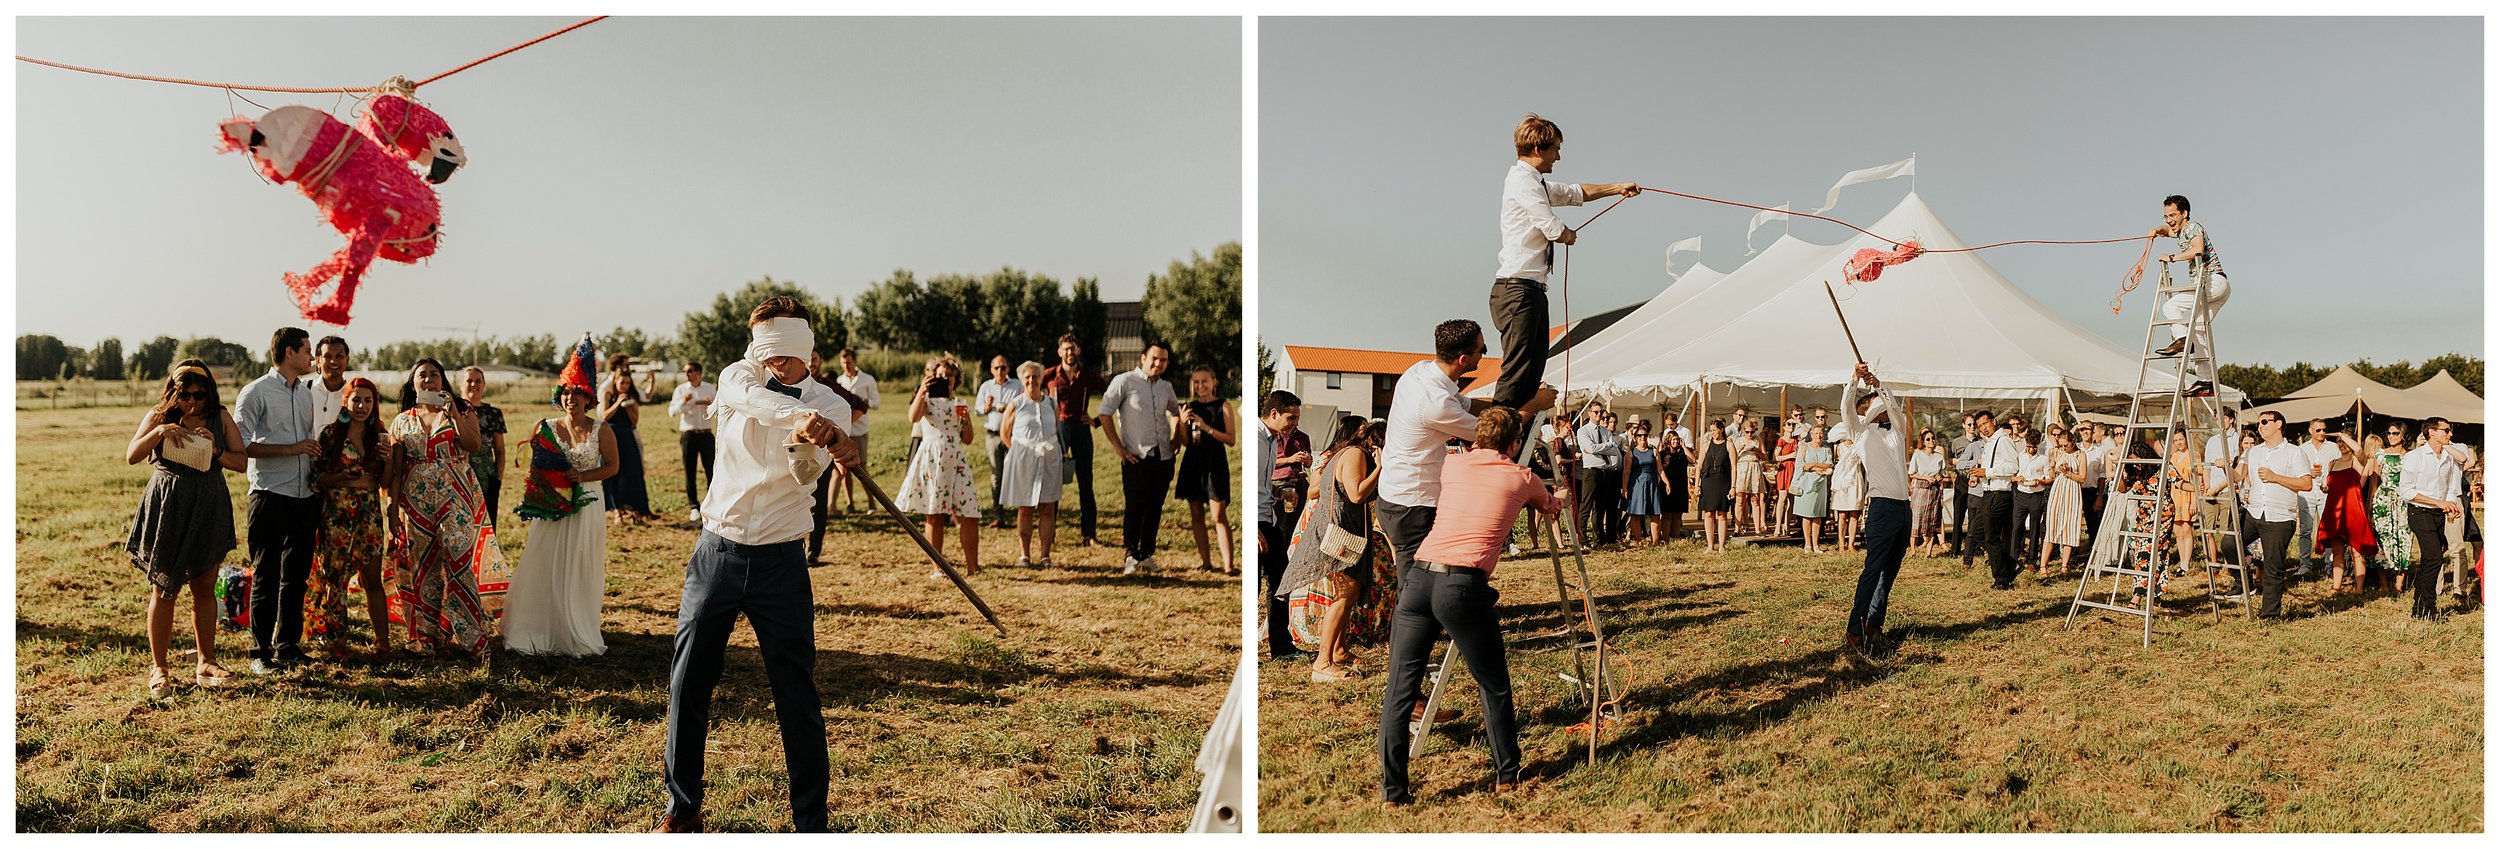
[2283,365,2394,399]
[1552,192,2240,406]
[2244,367,2484,424]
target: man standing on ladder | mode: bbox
[1841,363,1910,656]
[1492,114,1640,409]
[2150,194,2225,398]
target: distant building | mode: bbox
[1275,346,1501,421]
[1104,301,1146,373]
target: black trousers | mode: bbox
[1260,521,1294,657]
[1377,565,1519,804]
[1850,497,1911,639]
[1120,454,1175,561]
[1978,491,2017,587]
[664,532,828,831]
[807,459,833,560]
[1578,467,1621,544]
[1487,278,1549,409]
[2078,486,2103,562]
[1378,500,1437,570]
[246,490,320,661]
[680,430,716,512]
[1060,419,1099,541]
[2410,505,2451,618]
[2011,489,2049,565]
[2252,517,2296,618]
[1952,477,1975,561]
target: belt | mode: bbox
[1494,276,1547,293]
[1414,560,1488,578]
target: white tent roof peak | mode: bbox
[1557,190,2240,404]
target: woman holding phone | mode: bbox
[897,356,982,577]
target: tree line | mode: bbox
[20,243,1243,389]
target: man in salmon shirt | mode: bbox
[1376,405,1562,805]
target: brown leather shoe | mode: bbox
[652,813,703,833]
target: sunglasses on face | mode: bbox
[176,390,206,400]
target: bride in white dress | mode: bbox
[503,386,620,656]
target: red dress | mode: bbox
[1776,436,1799,492]
[2319,466,2378,555]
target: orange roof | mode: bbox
[1282,345,1502,394]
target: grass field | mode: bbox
[15,392,1241,832]
[1256,533,2483,832]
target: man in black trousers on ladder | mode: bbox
[1491,113,1639,410]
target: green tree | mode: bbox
[1068,276,1108,373]
[130,335,179,381]
[1257,339,1275,396]
[16,334,68,381]
[2416,353,2483,396]
[674,277,849,375]
[175,336,256,372]
[1141,242,1243,385]
[89,338,125,381]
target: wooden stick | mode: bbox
[855,471,1008,636]
[1823,281,1864,364]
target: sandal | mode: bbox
[194,662,233,687]
[147,666,177,700]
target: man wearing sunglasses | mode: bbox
[2398,417,2469,621]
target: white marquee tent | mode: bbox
[1538,192,2241,421]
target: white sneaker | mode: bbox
[1136,556,1160,574]
[686,509,701,523]
[1120,556,1141,576]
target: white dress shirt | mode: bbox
[835,370,879,437]
[1839,382,1907,501]
[303,375,348,435]
[1975,431,2018,494]
[1099,368,1180,459]
[975,377,1021,434]
[1381,360,1478,508]
[2240,440,2314,523]
[700,359,851,545]
[2397,444,2465,508]
[1495,160,1586,283]
[2015,450,2053,494]
[2300,439,2338,501]
[669,380,717,432]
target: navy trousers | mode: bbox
[664,531,829,832]
[1849,497,1911,639]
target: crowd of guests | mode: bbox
[118,324,1232,700]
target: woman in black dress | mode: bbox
[1660,430,1694,545]
[1175,365,1237,574]
[598,354,657,524]
[1697,418,1735,554]
[124,362,248,698]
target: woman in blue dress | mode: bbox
[1620,432,1666,546]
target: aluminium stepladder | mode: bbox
[2063,260,2252,647]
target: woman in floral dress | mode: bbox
[2368,425,2414,591]
[388,359,489,658]
[308,378,394,656]
[896,356,982,576]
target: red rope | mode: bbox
[16,16,606,94]
[1582,183,2144,254]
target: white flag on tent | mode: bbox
[1809,155,1915,215]
[1744,204,1789,256]
[1664,235,1702,280]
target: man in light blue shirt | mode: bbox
[1576,404,1624,546]
[232,327,321,673]
[974,355,1022,529]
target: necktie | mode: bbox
[1538,171,1555,270]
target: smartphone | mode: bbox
[416,389,451,407]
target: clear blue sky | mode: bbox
[16,16,1240,349]
[1259,16,2483,368]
